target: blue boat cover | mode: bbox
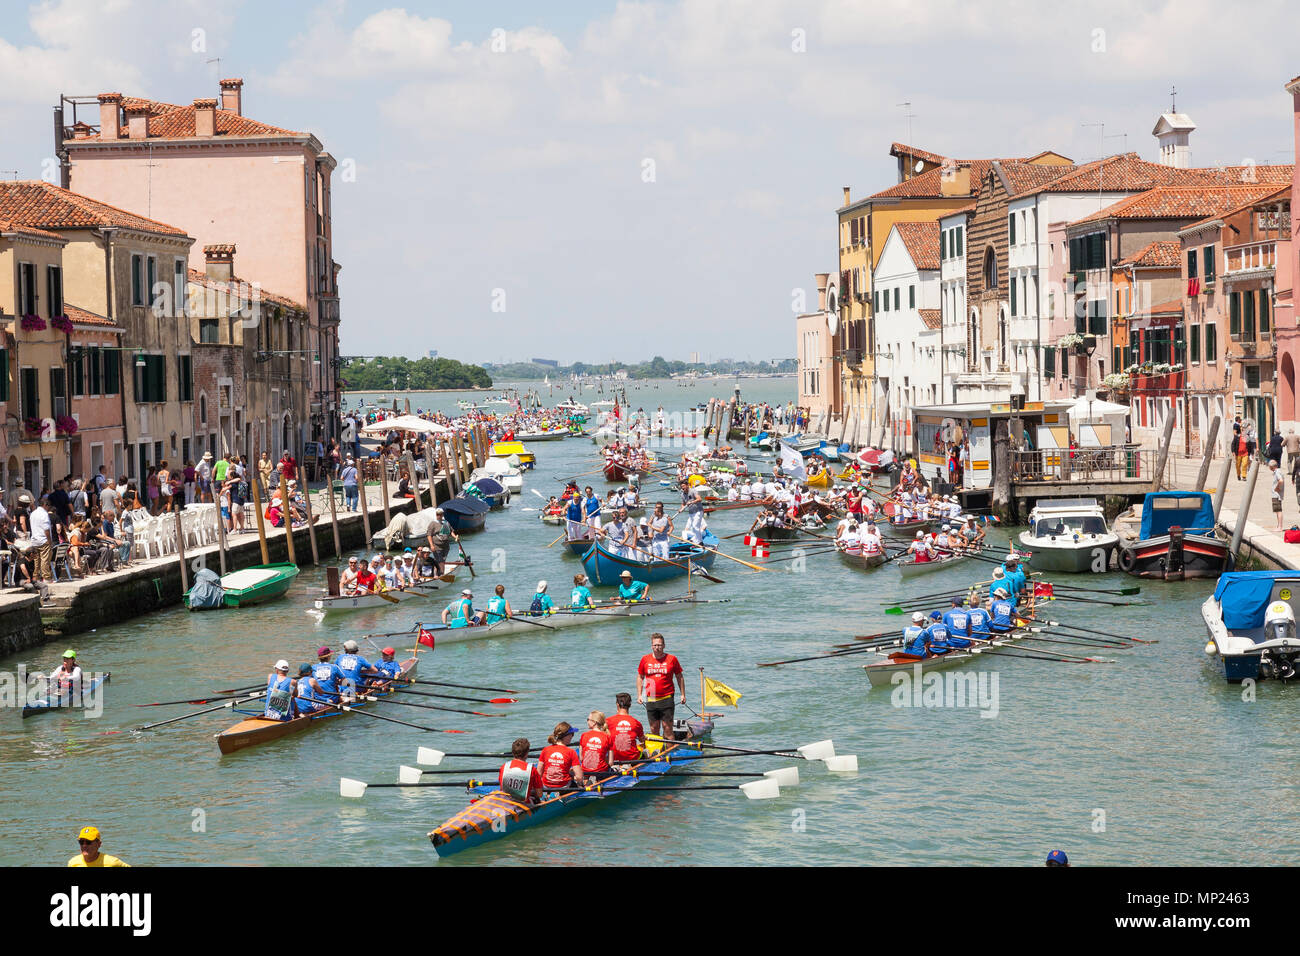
[188,567,225,609]
[1213,571,1300,630]
[442,495,490,515]
[1138,491,1216,539]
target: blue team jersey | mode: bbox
[942,608,970,638]
[486,595,508,623]
[925,622,951,652]
[566,500,583,521]
[529,592,554,614]
[446,597,474,628]
[310,661,343,697]
[374,659,402,679]
[584,497,601,517]
[570,585,593,609]
[336,652,372,689]
[264,674,294,720]
[619,581,649,602]
[902,625,928,657]
[990,599,1016,631]
[967,607,991,636]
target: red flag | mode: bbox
[1033,582,1054,599]
[613,400,621,419]
[418,626,436,649]
[743,535,768,547]
[751,545,770,558]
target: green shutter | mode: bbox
[1044,347,1055,379]
[909,285,915,309]
[1230,293,1240,336]
[1203,246,1214,283]
[1243,292,1255,340]
[1008,213,1015,245]
[1260,291,1270,333]
[1187,249,1197,279]
[104,349,119,395]
[88,347,101,395]
[1206,324,1216,361]
[956,226,963,255]
[1190,324,1200,363]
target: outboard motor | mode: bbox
[1261,601,1298,680]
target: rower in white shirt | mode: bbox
[862,522,884,555]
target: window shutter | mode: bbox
[0,349,8,402]
[1243,290,1255,339]
[956,227,963,255]
[909,286,915,309]
[893,288,899,311]
[1190,324,1200,363]
[1206,323,1216,361]
[1044,346,1055,378]
[88,346,101,395]
[104,349,119,395]
[1010,279,1017,316]
[1229,292,1240,336]
[1008,213,1015,245]
[1187,249,1197,279]
[1260,291,1270,333]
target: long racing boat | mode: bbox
[861,628,1033,687]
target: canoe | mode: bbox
[22,672,111,718]
[312,570,460,613]
[186,563,300,609]
[749,524,801,541]
[217,657,417,755]
[515,429,568,442]
[835,547,887,571]
[896,550,977,579]
[862,629,1031,687]
[416,598,708,644]
[580,534,719,585]
[429,717,714,857]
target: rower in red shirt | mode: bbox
[355,562,378,593]
[579,711,615,777]
[637,632,686,743]
[537,721,584,791]
[607,692,646,762]
[497,737,544,805]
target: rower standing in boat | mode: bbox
[486,584,513,623]
[539,722,585,791]
[583,485,602,531]
[443,588,484,628]
[608,692,646,763]
[529,580,554,615]
[565,493,586,543]
[47,650,82,700]
[264,660,298,721]
[425,509,458,576]
[570,574,595,610]
[498,738,544,805]
[337,639,380,692]
[579,711,616,779]
[616,569,650,603]
[637,633,686,742]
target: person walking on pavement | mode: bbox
[1266,429,1283,467]
[1271,459,1286,531]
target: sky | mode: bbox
[0,0,1297,365]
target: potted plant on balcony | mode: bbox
[55,415,78,437]
[22,416,43,439]
[1058,333,1083,350]
[20,314,46,332]
[50,314,74,334]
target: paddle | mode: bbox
[342,776,787,799]
[1023,616,1154,644]
[339,704,464,733]
[133,691,264,707]
[644,736,841,763]
[667,532,770,574]
[106,692,267,732]
[547,532,568,548]
[393,686,518,704]
[360,694,505,718]
[456,539,476,578]
[394,677,526,693]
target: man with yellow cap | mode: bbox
[68,826,129,867]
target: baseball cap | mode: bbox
[78,826,100,842]
[461,588,473,596]
[1046,849,1069,866]
[63,649,76,658]
[381,647,395,655]
[912,611,924,623]
[274,659,289,671]
[317,646,331,657]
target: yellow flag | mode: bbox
[703,675,742,707]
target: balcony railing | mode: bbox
[1131,369,1184,393]
[1224,241,1276,275]
[1012,445,1157,485]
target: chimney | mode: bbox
[97,92,122,139]
[815,273,830,312]
[204,243,235,283]
[842,186,851,206]
[219,77,243,116]
[71,122,94,140]
[939,163,972,197]
[194,98,217,137]
[124,105,149,140]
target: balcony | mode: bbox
[843,347,863,367]
[1224,241,1276,277]
[318,296,340,327]
[1131,368,1184,393]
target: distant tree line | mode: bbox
[484,356,797,380]
[341,356,493,391]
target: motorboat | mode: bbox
[1116,491,1232,580]
[1203,570,1300,682]
[1019,498,1119,574]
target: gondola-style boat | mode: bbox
[749,523,801,541]
[1116,491,1232,580]
[429,717,715,857]
[603,456,653,482]
[185,563,300,609]
[883,517,933,537]
[22,672,111,718]
[580,533,719,585]
[216,657,417,755]
[896,548,978,580]
[312,567,461,613]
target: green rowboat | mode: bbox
[186,563,300,609]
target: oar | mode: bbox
[360,694,505,718]
[667,532,769,574]
[1043,582,1142,597]
[455,539,476,578]
[132,690,263,707]
[1023,616,1154,644]
[338,704,464,733]
[610,537,725,584]
[401,678,527,693]
[487,614,558,631]
[972,645,1115,664]
[645,736,841,763]
[103,692,267,732]
[393,686,518,704]
[547,532,568,548]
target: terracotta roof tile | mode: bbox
[0,218,66,242]
[187,268,306,313]
[1070,185,1283,226]
[918,309,942,330]
[80,93,303,142]
[870,159,1002,200]
[1000,161,1077,196]
[889,143,949,166]
[65,303,118,328]
[891,221,941,271]
[1176,184,1292,233]
[1196,164,1294,185]
[0,181,188,235]
[1117,240,1182,268]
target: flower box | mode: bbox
[55,415,78,437]
[20,314,46,332]
[50,314,74,334]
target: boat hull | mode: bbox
[883,518,933,537]
[429,718,713,857]
[863,631,1028,687]
[581,537,718,585]
[313,573,459,613]
[836,548,887,571]
[22,673,111,718]
[1019,533,1116,573]
[897,552,974,579]
[1120,533,1232,580]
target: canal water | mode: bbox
[2,377,1291,866]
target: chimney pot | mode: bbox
[204,243,236,282]
[97,92,122,140]
[842,186,851,206]
[124,106,149,140]
[219,77,243,116]
[194,98,217,137]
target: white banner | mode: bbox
[779,442,807,481]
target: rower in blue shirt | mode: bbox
[264,660,296,721]
[941,597,973,648]
[967,604,992,639]
[336,639,377,691]
[583,486,602,526]
[1003,553,1027,598]
[529,580,554,615]
[901,612,930,657]
[989,567,1017,607]
[616,570,650,603]
[442,588,483,628]
[372,647,403,680]
[295,663,328,715]
[306,647,344,706]
[570,573,595,610]
[925,611,952,653]
[485,584,512,624]
[988,587,1017,633]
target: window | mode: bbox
[146,257,157,308]
[1246,365,1261,389]
[1243,290,1256,340]
[1044,347,1055,379]
[909,285,915,309]
[21,367,38,418]
[955,226,963,255]
[1008,213,1016,246]
[0,348,8,402]
[1205,323,1217,362]
[199,318,219,344]
[1087,299,1107,336]
[893,288,899,311]
[19,262,37,315]
[70,347,84,396]
[174,259,186,316]
[982,247,997,290]
[1130,330,1139,366]
[50,367,65,417]
[1203,245,1215,284]
[1229,292,1240,336]
[1174,324,1186,366]
[134,354,166,403]
[1010,277,1018,316]
[104,349,119,395]
[1047,291,1055,318]
[1113,346,1123,373]
[200,394,207,425]
[1190,323,1201,363]
[131,255,144,306]
[178,354,193,402]
[1187,249,1198,279]
[47,265,63,318]
[1260,290,1270,334]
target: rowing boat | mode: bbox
[835,546,887,571]
[22,673,111,718]
[515,429,568,442]
[312,570,460,613]
[580,534,719,585]
[185,563,300,609]
[804,470,832,490]
[429,717,714,857]
[862,628,1031,687]
[216,657,417,755]
[883,517,933,537]
[420,597,709,643]
[896,549,978,580]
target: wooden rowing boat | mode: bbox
[216,657,417,755]
[580,535,719,585]
[421,597,707,643]
[883,517,933,537]
[429,717,714,857]
[185,563,299,609]
[804,470,832,490]
[22,673,111,718]
[862,628,1030,687]
[312,570,460,613]
[896,549,978,579]
[835,546,887,571]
